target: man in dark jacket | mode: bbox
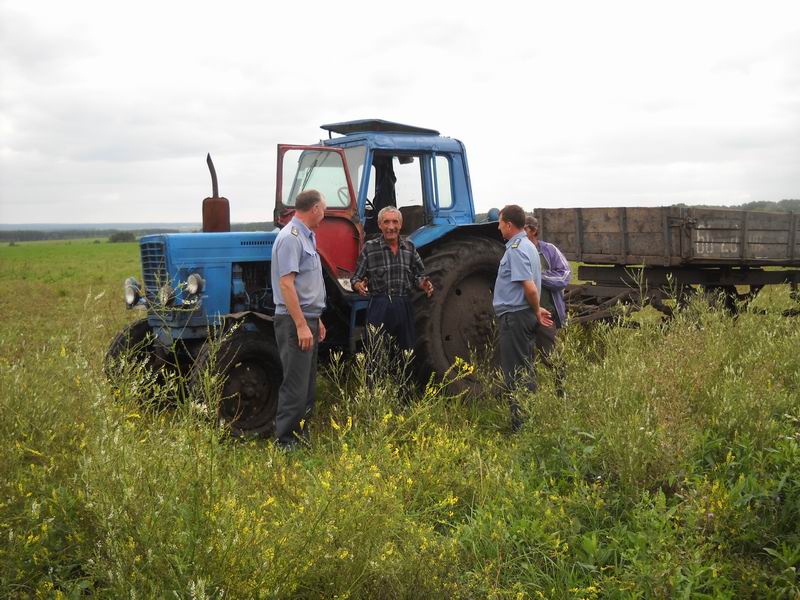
[525,214,571,396]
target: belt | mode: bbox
[371,292,410,302]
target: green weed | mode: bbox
[1,241,799,598]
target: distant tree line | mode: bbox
[1,222,276,243]
[108,232,136,243]
[673,199,800,212]
[0,228,183,243]
[232,222,273,232]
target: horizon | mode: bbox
[0,221,270,231]
[0,222,201,231]
[2,198,799,231]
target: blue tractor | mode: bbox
[107,120,505,435]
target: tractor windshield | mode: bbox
[282,147,363,209]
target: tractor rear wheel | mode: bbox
[413,236,504,388]
[190,327,281,437]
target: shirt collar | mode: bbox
[378,235,407,250]
[505,230,528,249]
[290,216,313,240]
[537,240,554,255]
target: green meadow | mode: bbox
[1,239,799,598]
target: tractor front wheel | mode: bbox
[104,318,160,380]
[190,328,281,437]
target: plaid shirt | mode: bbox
[351,236,426,296]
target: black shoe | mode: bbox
[276,440,300,453]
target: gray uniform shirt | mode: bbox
[492,231,542,316]
[271,216,326,318]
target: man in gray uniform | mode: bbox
[270,189,327,449]
[493,204,553,432]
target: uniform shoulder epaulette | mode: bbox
[291,227,299,237]
[511,239,521,249]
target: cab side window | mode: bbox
[393,156,424,209]
[433,154,453,210]
[364,154,427,236]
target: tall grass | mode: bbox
[1,241,799,598]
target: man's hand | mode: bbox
[536,307,554,328]
[418,276,434,298]
[353,278,369,297]
[296,321,314,351]
[318,320,326,343]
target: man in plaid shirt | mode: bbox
[350,206,434,350]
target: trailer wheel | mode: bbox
[104,318,159,380]
[414,237,504,390]
[190,328,281,437]
[702,285,739,313]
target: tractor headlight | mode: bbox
[124,277,141,307]
[158,283,175,306]
[186,273,205,295]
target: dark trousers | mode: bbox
[535,322,566,397]
[366,295,416,350]
[498,308,538,428]
[274,315,319,446]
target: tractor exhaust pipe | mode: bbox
[207,153,219,198]
[202,153,230,232]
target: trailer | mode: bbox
[537,206,800,322]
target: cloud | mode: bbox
[0,8,90,79]
[1,0,799,223]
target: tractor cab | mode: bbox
[273,119,477,289]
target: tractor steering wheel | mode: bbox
[337,186,350,205]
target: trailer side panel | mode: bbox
[538,206,800,267]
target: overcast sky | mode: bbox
[1,0,798,224]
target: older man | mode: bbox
[494,204,553,432]
[525,215,571,396]
[271,189,327,449]
[351,206,433,351]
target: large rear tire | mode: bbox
[190,327,281,437]
[414,236,504,387]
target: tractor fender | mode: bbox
[228,310,275,323]
[410,222,504,255]
[222,311,276,335]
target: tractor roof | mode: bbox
[320,119,462,153]
[320,119,439,136]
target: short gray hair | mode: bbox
[295,189,324,212]
[525,215,538,230]
[377,205,402,223]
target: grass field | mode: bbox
[1,239,799,599]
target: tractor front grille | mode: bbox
[140,241,167,300]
